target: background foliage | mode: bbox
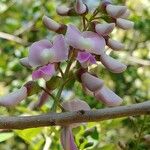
[0,0,150,149]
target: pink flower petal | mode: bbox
[61,127,78,150]
[82,31,106,55]
[32,64,55,80]
[52,35,69,62]
[0,87,27,107]
[94,86,123,106]
[28,39,53,67]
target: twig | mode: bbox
[0,32,27,45]
[0,101,150,130]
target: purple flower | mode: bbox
[66,25,106,55]
[25,35,69,80]
[61,99,90,150]
[77,51,96,68]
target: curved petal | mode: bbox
[0,87,27,107]
[62,99,90,112]
[94,86,123,106]
[51,35,69,62]
[82,31,106,55]
[61,127,78,150]
[28,39,53,67]
[100,53,127,73]
[81,73,104,92]
[32,64,55,81]
[66,25,83,49]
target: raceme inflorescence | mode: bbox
[0,0,134,149]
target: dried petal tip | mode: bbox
[107,39,124,50]
[95,23,115,36]
[56,5,71,16]
[100,53,127,73]
[81,73,104,92]
[94,86,123,106]
[42,15,61,31]
[75,0,87,15]
[106,4,127,18]
[0,87,27,107]
[20,57,31,68]
[116,18,134,30]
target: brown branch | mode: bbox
[0,101,150,130]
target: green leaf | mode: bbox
[0,132,14,142]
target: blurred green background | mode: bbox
[0,0,150,149]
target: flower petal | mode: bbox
[94,86,123,106]
[61,127,78,150]
[81,72,104,92]
[77,51,91,63]
[100,53,127,73]
[0,87,27,107]
[82,31,106,55]
[52,35,69,62]
[62,99,90,112]
[28,39,53,67]
[32,64,55,81]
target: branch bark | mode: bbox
[0,101,150,130]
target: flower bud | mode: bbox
[95,23,115,36]
[20,57,31,68]
[116,18,134,30]
[75,0,88,15]
[94,86,123,106]
[0,87,27,107]
[81,73,104,92]
[42,15,61,32]
[56,5,77,16]
[120,9,130,19]
[107,39,124,50]
[62,99,90,112]
[106,4,127,18]
[100,53,127,73]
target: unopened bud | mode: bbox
[20,57,31,68]
[106,4,127,18]
[107,39,124,50]
[0,87,27,107]
[56,5,77,16]
[120,9,130,19]
[116,18,134,30]
[95,23,115,36]
[94,86,123,106]
[75,0,88,15]
[100,53,127,73]
[81,73,104,92]
[42,15,61,31]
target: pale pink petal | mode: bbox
[75,0,87,15]
[94,86,123,106]
[95,23,115,36]
[66,25,83,49]
[0,87,27,107]
[106,4,127,18]
[28,39,53,67]
[82,31,106,55]
[51,35,69,62]
[20,57,31,68]
[32,64,55,80]
[62,99,90,112]
[56,5,71,16]
[120,9,130,19]
[100,53,127,73]
[81,72,104,92]
[42,15,61,31]
[61,127,78,150]
[107,39,124,50]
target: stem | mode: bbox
[0,101,150,129]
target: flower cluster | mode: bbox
[0,0,134,149]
